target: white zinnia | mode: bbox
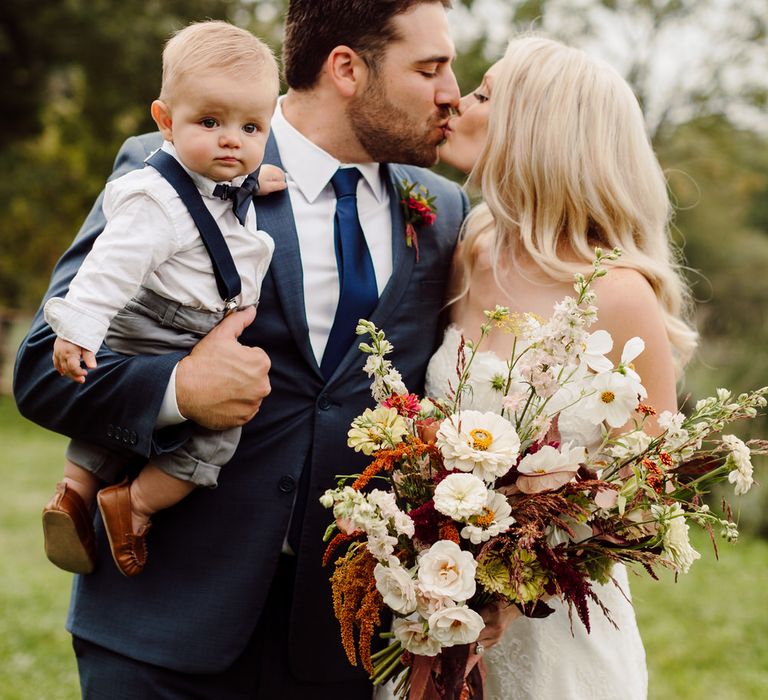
[433,473,489,520]
[436,410,521,482]
[347,406,408,455]
[417,540,477,601]
[461,491,516,544]
[374,562,417,614]
[428,606,485,647]
[392,618,442,657]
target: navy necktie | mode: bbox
[212,167,260,225]
[320,167,378,379]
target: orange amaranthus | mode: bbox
[330,545,383,674]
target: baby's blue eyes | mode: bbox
[198,119,259,133]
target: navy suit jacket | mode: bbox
[14,132,468,682]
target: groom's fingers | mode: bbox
[176,307,271,430]
[209,305,257,340]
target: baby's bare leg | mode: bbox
[62,458,101,510]
[128,463,195,533]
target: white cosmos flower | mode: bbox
[584,372,642,428]
[393,618,442,657]
[433,473,489,520]
[619,337,645,380]
[582,330,614,372]
[374,562,417,614]
[436,410,521,482]
[428,606,485,646]
[460,491,516,544]
[516,443,586,494]
[417,540,477,601]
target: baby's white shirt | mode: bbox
[45,141,274,353]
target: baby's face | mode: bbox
[165,69,276,182]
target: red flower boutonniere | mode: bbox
[398,179,437,262]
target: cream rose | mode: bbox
[374,562,417,614]
[416,540,477,602]
[427,606,485,647]
[392,618,442,657]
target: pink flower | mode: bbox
[382,392,422,418]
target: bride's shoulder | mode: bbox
[592,267,656,306]
[591,267,664,337]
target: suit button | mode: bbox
[278,475,296,493]
[317,394,332,410]
[130,431,138,445]
[122,428,131,443]
[107,424,114,438]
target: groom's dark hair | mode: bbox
[283,0,452,90]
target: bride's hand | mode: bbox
[465,600,522,672]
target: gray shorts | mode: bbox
[66,287,241,488]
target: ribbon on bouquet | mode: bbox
[408,645,486,700]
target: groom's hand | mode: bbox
[175,306,271,430]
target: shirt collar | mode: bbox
[159,141,247,198]
[270,97,386,204]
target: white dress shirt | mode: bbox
[158,99,393,424]
[270,98,393,363]
[45,141,274,353]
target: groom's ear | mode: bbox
[326,45,368,98]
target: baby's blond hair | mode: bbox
[160,20,279,105]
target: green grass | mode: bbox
[0,394,766,698]
[0,396,79,700]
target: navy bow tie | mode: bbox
[212,167,260,225]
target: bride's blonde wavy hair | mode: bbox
[456,36,698,372]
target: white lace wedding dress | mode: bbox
[420,326,648,700]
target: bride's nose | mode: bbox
[456,93,474,117]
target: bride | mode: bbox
[426,37,698,699]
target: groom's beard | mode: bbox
[348,75,449,167]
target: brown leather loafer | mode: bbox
[42,481,96,574]
[97,479,151,577]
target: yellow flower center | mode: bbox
[600,391,616,405]
[474,508,496,528]
[470,428,493,451]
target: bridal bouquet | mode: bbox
[320,248,767,699]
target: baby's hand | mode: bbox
[257,164,287,195]
[52,338,97,383]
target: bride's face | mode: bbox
[439,61,501,174]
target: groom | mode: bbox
[14,1,467,698]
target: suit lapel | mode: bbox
[254,135,321,377]
[370,164,416,327]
